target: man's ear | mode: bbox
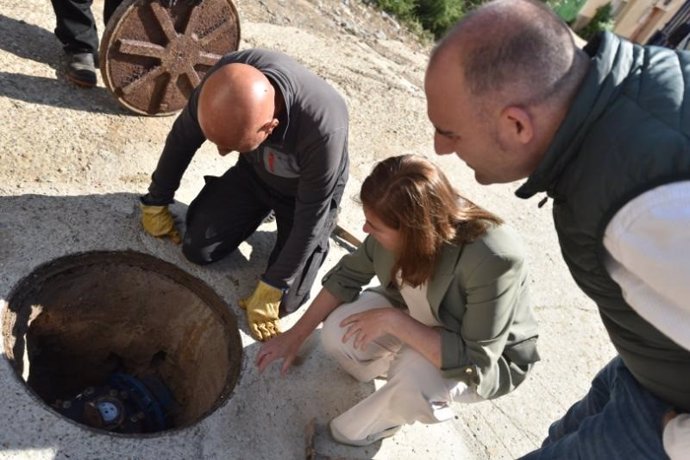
[499,106,534,145]
[262,118,280,135]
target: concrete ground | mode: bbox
[0,0,616,458]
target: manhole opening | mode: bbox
[2,251,242,436]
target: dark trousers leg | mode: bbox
[271,197,339,314]
[182,160,271,265]
[50,0,98,53]
[50,0,123,54]
[183,158,342,315]
[519,357,672,460]
[103,0,123,26]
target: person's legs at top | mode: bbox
[182,156,271,265]
[49,0,124,87]
[50,0,98,87]
[50,0,99,54]
[519,356,673,459]
[103,0,123,27]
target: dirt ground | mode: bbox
[1,0,433,205]
[0,0,616,458]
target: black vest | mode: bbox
[517,32,690,410]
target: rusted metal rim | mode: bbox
[100,0,241,116]
[3,250,243,436]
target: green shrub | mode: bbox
[578,2,614,41]
[550,0,587,23]
[369,0,470,39]
[375,0,417,20]
[416,0,466,38]
[368,0,578,40]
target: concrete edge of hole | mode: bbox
[1,249,243,438]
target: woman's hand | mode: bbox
[256,329,306,376]
[341,306,442,368]
[255,288,343,376]
[340,307,402,351]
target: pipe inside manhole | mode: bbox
[2,251,242,435]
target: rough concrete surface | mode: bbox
[0,0,616,458]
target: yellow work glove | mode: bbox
[140,204,182,244]
[239,280,284,342]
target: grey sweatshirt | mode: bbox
[145,48,349,288]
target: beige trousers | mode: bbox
[321,291,482,441]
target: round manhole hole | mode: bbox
[2,251,241,435]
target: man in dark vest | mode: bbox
[424,0,690,458]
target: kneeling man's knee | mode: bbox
[182,237,214,265]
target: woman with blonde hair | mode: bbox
[257,154,540,446]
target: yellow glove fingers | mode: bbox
[250,323,263,342]
[271,321,281,335]
[140,204,180,242]
[249,318,269,340]
[249,321,279,342]
[247,315,280,341]
[259,323,272,341]
[241,280,284,341]
[168,228,182,245]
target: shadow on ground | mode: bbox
[0,15,129,115]
[0,14,62,67]
[0,191,382,459]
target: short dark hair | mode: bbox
[441,0,580,106]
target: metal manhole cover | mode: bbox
[100,0,240,116]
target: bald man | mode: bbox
[140,49,349,342]
[425,1,690,459]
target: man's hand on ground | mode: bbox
[239,280,283,341]
[140,204,182,244]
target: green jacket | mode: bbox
[322,224,540,399]
[516,32,690,410]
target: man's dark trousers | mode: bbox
[182,155,342,314]
[50,0,122,54]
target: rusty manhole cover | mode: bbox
[2,251,242,435]
[100,0,241,116]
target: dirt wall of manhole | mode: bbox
[2,251,242,435]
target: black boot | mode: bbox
[65,52,97,88]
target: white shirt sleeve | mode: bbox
[603,181,690,460]
[603,181,690,351]
[664,414,690,460]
